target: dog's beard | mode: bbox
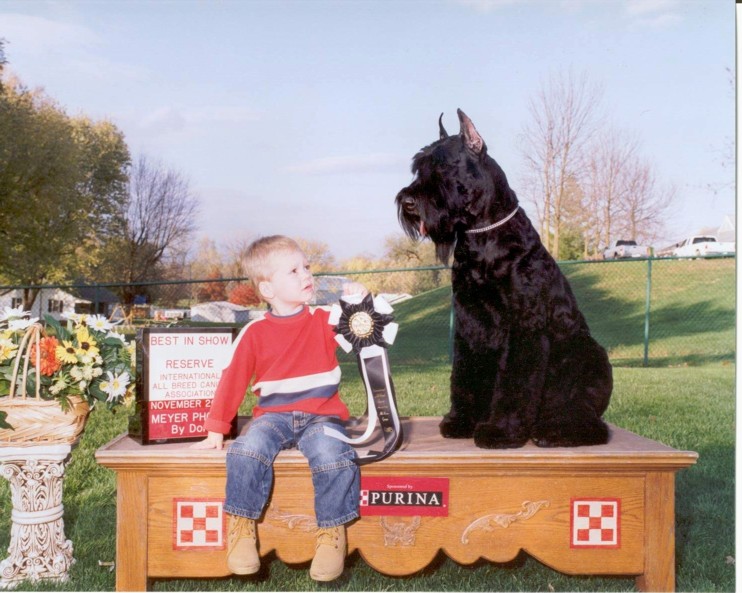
[397,206,455,263]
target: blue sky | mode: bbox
[0,0,735,259]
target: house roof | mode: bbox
[69,285,120,304]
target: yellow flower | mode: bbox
[56,340,79,365]
[75,326,100,358]
[0,337,18,363]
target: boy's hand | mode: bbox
[343,282,369,298]
[190,431,224,450]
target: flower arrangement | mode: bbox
[0,307,135,430]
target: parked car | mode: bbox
[603,239,651,260]
[672,236,735,258]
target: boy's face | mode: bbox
[259,249,314,314]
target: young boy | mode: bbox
[191,235,365,582]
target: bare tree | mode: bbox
[615,157,675,245]
[520,70,603,256]
[582,129,641,255]
[111,155,199,308]
[582,131,673,253]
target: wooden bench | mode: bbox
[95,416,697,591]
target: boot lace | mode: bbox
[228,517,255,544]
[316,527,340,549]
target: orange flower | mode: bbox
[30,336,63,376]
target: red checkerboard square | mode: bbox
[570,498,620,549]
[173,498,226,551]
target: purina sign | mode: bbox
[360,477,449,516]
[130,327,238,444]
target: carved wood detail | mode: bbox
[461,500,550,544]
[380,516,422,547]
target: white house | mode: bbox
[0,285,120,320]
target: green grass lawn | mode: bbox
[0,259,735,591]
[563,257,735,366]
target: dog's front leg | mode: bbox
[440,340,495,439]
[473,333,550,449]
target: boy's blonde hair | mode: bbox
[244,235,303,298]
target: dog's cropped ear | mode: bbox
[438,113,449,139]
[457,108,486,155]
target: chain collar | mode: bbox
[465,205,520,234]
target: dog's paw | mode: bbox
[533,419,610,448]
[473,422,528,449]
[439,414,475,439]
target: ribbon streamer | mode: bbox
[324,293,402,465]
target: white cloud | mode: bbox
[0,12,99,54]
[139,107,188,135]
[1,11,153,87]
[135,104,260,135]
[623,0,682,28]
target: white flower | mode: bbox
[71,366,94,382]
[100,371,130,402]
[87,315,113,332]
[62,312,85,324]
[106,331,126,343]
[8,317,39,331]
[0,337,18,363]
[0,306,29,322]
[49,378,67,395]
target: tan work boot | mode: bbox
[309,525,346,581]
[226,514,260,575]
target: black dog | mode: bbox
[395,109,612,449]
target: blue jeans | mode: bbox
[225,412,360,528]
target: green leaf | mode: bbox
[89,381,108,403]
[43,314,71,341]
[0,409,13,430]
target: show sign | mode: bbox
[130,327,239,444]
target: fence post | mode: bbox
[643,257,653,367]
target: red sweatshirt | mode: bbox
[204,306,349,434]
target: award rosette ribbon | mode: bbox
[324,293,402,465]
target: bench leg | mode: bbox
[636,472,675,592]
[116,471,149,592]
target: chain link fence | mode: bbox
[0,256,734,367]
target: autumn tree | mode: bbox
[221,237,254,278]
[228,283,261,307]
[381,235,446,295]
[295,238,336,273]
[189,238,225,280]
[0,73,130,308]
[196,268,227,302]
[338,255,386,295]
